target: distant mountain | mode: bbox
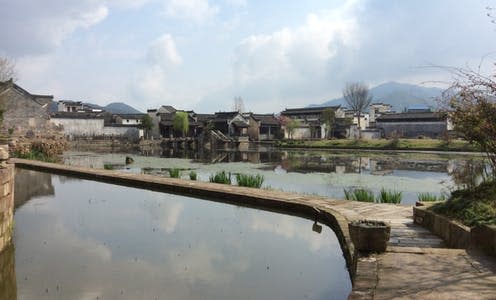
[103,102,142,114]
[311,81,444,112]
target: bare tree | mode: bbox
[233,96,245,113]
[342,82,372,130]
[0,57,15,82]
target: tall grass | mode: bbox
[189,171,197,180]
[377,188,402,204]
[417,192,446,202]
[236,173,264,188]
[209,171,232,184]
[103,163,114,170]
[168,168,180,178]
[343,187,375,202]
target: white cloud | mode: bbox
[0,1,109,56]
[196,3,360,112]
[224,0,247,7]
[147,34,183,69]
[164,0,219,23]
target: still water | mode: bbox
[63,148,484,204]
[7,169,351,299]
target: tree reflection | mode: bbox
[449,159,488,191]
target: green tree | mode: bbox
[173,111,189,137]
[321,108,336,139]
[343,82,372,130]
[141,114,154,139]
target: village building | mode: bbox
[280,106,345,139]
[368,102,393,124]
[0,79,54,136]
[252,114,281,141]
[57,100,103,113]
[375,111,449,138]
[112,113,145,126]
[50,111,144,140]
[211,111,250,140]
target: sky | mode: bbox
[0,0,495,113]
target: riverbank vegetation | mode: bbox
[236,173,264,188]
[428,64,496,226]
[276,138,477,152]
[209,171,232,184]
[168,168,180,178]
[431,180,496,226]
[11,139,67,163]
[344,187,403,204]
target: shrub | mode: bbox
[169,168,180,178]
[209,171,231,184]
[431,180,496,226]
[189,170,197,181]
[417,192,446,202]
[377,188,402,204]
[344,187,375,202]
[236,173,264,188]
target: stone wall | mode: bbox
[50,118,105,137]
[2,86,52,136]
[413,206,496,255]
[0,165,14,253]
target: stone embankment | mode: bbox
[0,165,14,253]
[11,159,496,299]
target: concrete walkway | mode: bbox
[339,201,496,300]
[11,159,496,300]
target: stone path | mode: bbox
[337,202,496,300]
[11,159,496,300]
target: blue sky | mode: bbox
[0,0,494,113]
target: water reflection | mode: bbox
[14,169,54,209]
[63,149,485,204]
[13,171,351,299]
[0,244,17,300]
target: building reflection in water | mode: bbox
[14,169,55,209]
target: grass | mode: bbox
[417,192,446,202]
[168,168,180,178]
[209,171,232,184]
[344,187,375,202]
[236,173,264,188]
[377,188,402,204]
[189,171,197,180]
[276,138,477,152]
[103,163,114,170]
[431,180,496,226]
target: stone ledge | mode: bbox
[413,206,496,256]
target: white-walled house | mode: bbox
[280,106,345,139]
[50,112,143,140]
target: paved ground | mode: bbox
[337,201,496,300]
[11,159,496,300]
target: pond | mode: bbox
[6,169,351,300]
[63,148,485,205]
